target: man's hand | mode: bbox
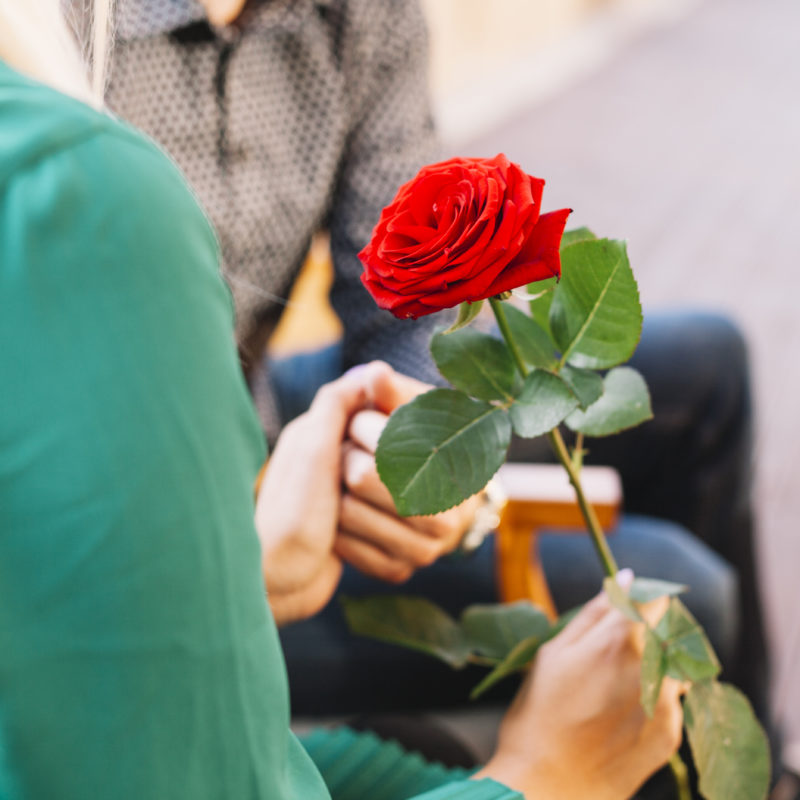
[256,369,372,626]
[476,575,685,800]
[199,0,248,26]
[335,408,481,583]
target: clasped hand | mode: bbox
[255,361,478,626]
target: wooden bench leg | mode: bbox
[495,513,557,620]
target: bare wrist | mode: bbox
[473,755,543,800]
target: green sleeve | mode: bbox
[0,77,329,800]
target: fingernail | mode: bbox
[616,568,635,589]
[344,364,369,379]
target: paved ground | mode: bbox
[458,0,800,758]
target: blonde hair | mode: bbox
[0,0,112,107]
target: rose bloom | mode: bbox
[359,154,571,319]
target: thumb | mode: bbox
[307,372,370,437]
[347,361,431,413]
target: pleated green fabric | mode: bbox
[0,60,521,800]
[300,727,521,800]
[301,726,469,800]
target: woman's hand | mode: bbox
[255,371,371,626]
[476,576,684,800]
[334,409,481,583]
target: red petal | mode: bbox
[482,208,571,295]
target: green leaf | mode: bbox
[655,598,720,683]
[602,576,643,622]
[640,627,667,717]
[560,364,604,409]
[340,595,470,668]
[550,239,642,369]
[443,300,484,333]
[565,366,652,437]
[376,389,512,516]
[560,227,598,248]
[629,577,688,605]
[509,370,579,438]
[468,605,582,699]
[527,277,558,340]
[470,635,543,699]
[500,304,558,370]
[461,602,551,661]
[431,328,515,402]
[684,680,771,800]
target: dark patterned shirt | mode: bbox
[107,0,447,436]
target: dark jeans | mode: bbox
[269,311,769,723]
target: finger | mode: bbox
[555,589,613,646]
[623,594,671,659]
[564,568,631,637]
[306,375,372,441]
[348,409,388,454]
[578,606,644,672]
[580,567,641,650]
[354,360,432,413]
[334,531,414,584]
[339,493,443,568]
[308,361,428,434]
[638,594,671,629]
[341,445,475,545]
[341,445,397,511]
[267,553,343,626]
[616,567,635,591]
[659,675,685,705]
[650,676,685,754]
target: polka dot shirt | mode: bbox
[106,0,451,437]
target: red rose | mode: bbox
[359,154,571,319]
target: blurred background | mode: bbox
[425,0,800,771]
[276,0,799,774]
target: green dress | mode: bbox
[0,61,520,800]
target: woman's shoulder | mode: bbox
[0,60,220,292]
[0,62,101,179]
[1,62,132,176]
[0,60,215,243]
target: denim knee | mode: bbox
[540,513,740,665]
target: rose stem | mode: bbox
[573,432,585,470]
[488,297,618,577]
[546,426,619,577]
[668,754,692,800]
[490,297,690,800]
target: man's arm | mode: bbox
[328,0,453,382]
